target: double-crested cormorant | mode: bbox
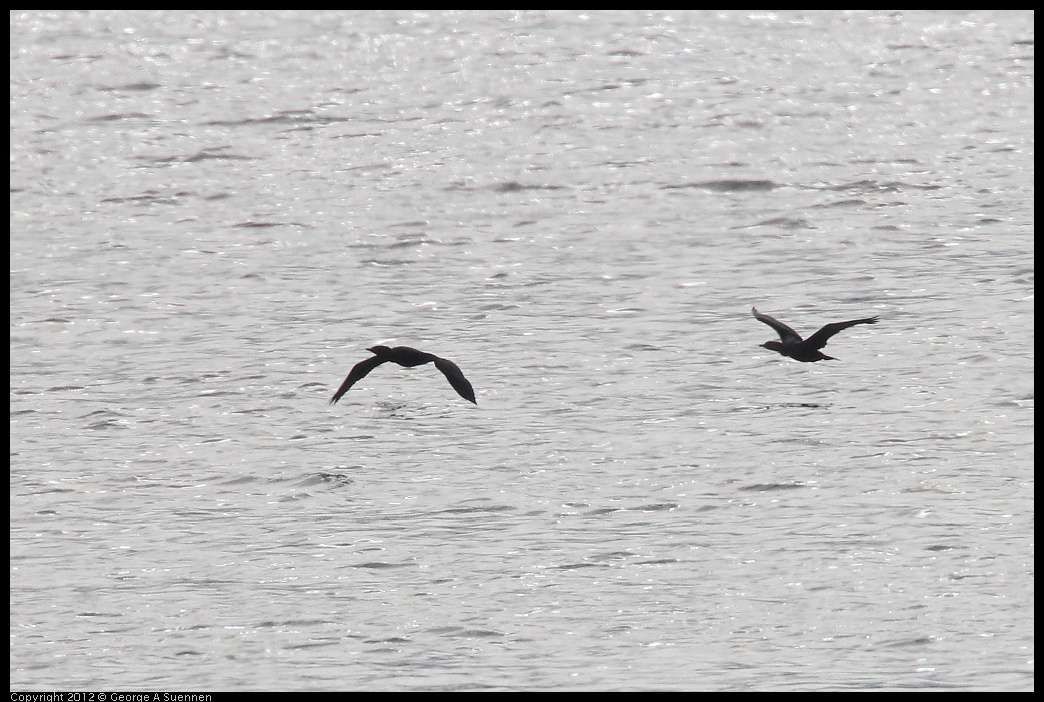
[752,307,879,362]
[329,345,476,404]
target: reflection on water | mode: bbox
[10,9,1033,692]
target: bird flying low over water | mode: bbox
[752,307,879,362]
[330,345,476,405]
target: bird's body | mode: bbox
[329,345,476,404]
[752,307,878,362]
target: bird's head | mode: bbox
[368,345,393,357]
[761,341,784,352]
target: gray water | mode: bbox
[10,10,1033,691]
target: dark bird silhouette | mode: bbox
[752,307,879,362]
[329,345,476,405]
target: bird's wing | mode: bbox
[804,316,879,350]
[752,307,802,344]
[433,357,476,404]
[329,355,387,404]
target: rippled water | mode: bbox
[10,10,1033,691]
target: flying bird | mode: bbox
[752,307,878,362]
[329,345,476,404]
